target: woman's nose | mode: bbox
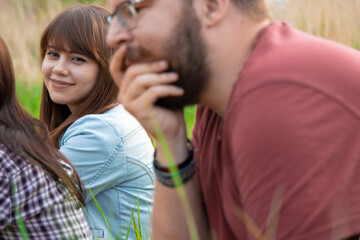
[52,58,69,75]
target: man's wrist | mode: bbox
[154,137,188,166]
[153,139,196,187]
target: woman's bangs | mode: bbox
[43,19,94,59]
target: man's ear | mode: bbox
[199,0,230,27]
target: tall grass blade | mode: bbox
[151,114,200,240]
[87,185,113,240]
[11,181,30,240]
[136,197,142,238]
[264,183,284,240]
[125,217,132,240]
[235,184,285,240]
[234,207,267,240]
[145,200,151,240]
[130,208,141,240]
[79,201,100,240]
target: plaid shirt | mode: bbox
[0,143,92,239]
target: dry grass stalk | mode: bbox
[0,0,64,84]
[0,0,359,85]
[269,0,360,48]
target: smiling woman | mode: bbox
[39,4,155,240]
[42,46,99,112]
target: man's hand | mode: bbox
[109,46,188,161]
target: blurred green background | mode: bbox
[2,0,359,137]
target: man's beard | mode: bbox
[125,7,209,110]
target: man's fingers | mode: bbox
[121,60,169,92]
[109,45,127,86]
[142,85,184,103]
[122,72,179,100]
[122,84,184,112]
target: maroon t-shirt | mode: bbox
[192,22,360,240]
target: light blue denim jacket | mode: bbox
[59,105,155,240]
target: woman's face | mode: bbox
[42,45,99,112]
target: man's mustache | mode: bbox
[120,46,153,72]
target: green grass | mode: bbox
[16,80,197,138]
[11,181,30,240]
[354,42,360,50]
[13,189,149,240]
[184,105,197,138]
[16,80,42,119]
[150,113,200,240]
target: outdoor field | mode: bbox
[1,0,359,136]
[1,0,360,239]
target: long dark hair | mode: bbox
[0,36,85,204]
[40,4,118,147]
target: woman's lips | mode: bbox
[50,79,74,89]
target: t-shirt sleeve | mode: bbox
[60,116,127,203]
[228,82,360,239]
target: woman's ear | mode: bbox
[199,0,229,27]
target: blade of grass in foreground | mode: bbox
[136,197,142,238]
[79,202,101,240]
[145,200,152,240]
[11,181,30,240]
[87,184,114,240]
[130,207,141,239]
[125,217,132,240]
[234,183,284,240]
[235,207,267,240]
[151,114,200,240]
[264,183,284,240]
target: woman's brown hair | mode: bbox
[40,4,118,147]
[0,36,85,204]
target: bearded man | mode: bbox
[106,0,360,239]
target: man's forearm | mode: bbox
[152,178,210,240]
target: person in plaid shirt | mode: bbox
[0,36,92,239]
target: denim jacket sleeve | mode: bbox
[59,115,126,203]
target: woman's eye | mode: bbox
[47,51,58,57]
[72,57,86,63]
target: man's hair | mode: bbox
[186,0,270,21]
[232,0,270,20]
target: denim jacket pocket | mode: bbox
[127,157,155,184]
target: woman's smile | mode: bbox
[50,78,74,89]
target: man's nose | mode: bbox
[106,18,133,49]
